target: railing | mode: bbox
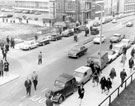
[98,71,135,106]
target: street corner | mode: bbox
[0,74,20,86]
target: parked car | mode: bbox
[112,18,117,23]
[107,50,118,63]
[45,73,78,104]
[119,39,132,48]
[6,14,13,18]
[87,51,109,70]
[110,33,124,43]
[20,40,38,50]
[73,66,92,85]
[68,45,88,58]
[91,27,99,35]
[112,43,125,56]
[93,21,100,27]
[50,33,62,41]
[93,34,106,44]
[78,25,87,31]
[126,21,133,27]
[62,29,74,37]
[37,37,50,46]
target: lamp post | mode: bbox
[92,3,103,68]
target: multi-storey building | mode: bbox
[14,0,55,19]
[123,0,135,13]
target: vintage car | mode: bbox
[93,34,106,44]
[45,73,78,104]
[37,37,50,46]
[119,39,132,49]
[91,27,99,35]
[20,40,38,50]
[107,50,118,63]
[110,33,124,43]
[112,18,117,23]
[62,29,74,37]
[50,33,62,41]
[87,51,109,70]
[73,66,92,85]
[112,43,125,56]
[126,21,133,27]
[68,45,88,58]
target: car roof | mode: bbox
[121,39,130,41]
[114,44,124,47]
[113,33,121,36]
[88,51,108,58]
[74,66,90,73]
[56,73,74,83]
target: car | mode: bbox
[50,33,62,41]
[73,66,92,85]
[93,21,100,27]
[6,14,13,18]
[126,22,133,27]
[68,45,88,58]
[19,40,38,50]
[45,73,78,104]
[112,43,125,56]
[107,50,118,63]
[112,19,117,23]
[93,34,106,44]
[120,39,132,48]
[37,37,50,46]
[110,33,124,43]
[62,29,74,37]
[78,25,87,31]
[91,27,99,35]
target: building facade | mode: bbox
[14,0,55,19]
[123,0,135,13]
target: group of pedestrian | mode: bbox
[24,71,38,96]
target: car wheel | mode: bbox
[58,95,64,104]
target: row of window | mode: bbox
[124,5,135,11]
[125,0,135,4]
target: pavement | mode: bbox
[59,45,135,106]
[0,74,19,86]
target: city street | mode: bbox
[0,15,135,106]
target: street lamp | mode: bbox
[92,3,103,68]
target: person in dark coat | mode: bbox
[94,64,101,74]
[3,49,7,61]
[109,68,116,81]
[4,60,9,76]
[0,60,3,77]
[90,61,95,74]
[109,43,113,50]
[38,52,42,65]
[131,48,135,57]
[46,95,54,106]
[106,78,112,95]
[31,71,38,90]
[122,46,127,55]
[78,84,85,106]
[24,77,32,96]
[74,34,78,42]
[120,69,127,87]
[5,43,9,52]
[100,76,107,93]
[6,36,10,44]
[129,57,134,72]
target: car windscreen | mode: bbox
[54,80,65,88]
[74,72,84,78]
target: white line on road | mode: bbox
[41,88,48,92]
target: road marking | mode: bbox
[30,95,41,102]
[41,88,48,92]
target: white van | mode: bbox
[73,66,92,85]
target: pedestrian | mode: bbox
[94,64,101,75]
[90,61,95,74]
[92,70,99,87]
[4,60,9,76]
[6,36,10,44]
[120,69,127,87]
[3,49,7,61]
[121,54,127,67]
[106,78,112,95]
[122,46,127,55]
[109,42,113,50]
[78,84,85,106]
[38,52,42,65]
[109,68,116,82]
[74,34,78,42]
[31,71,38,90]
[0,60,3,77]
[46,95,54,106]
[24,77,32,96]
[5,43,9,52]
[100,76,107,93]
[131,48,135,58]
[129,56,134,72]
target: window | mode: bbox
[56,2,62,10]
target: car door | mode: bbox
[83,72,89,83]
[64,81,73,96]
